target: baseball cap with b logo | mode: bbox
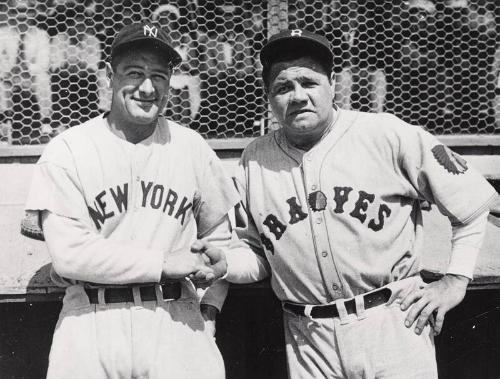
[260,29,334,73]
[111,22,182,66]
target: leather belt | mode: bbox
[85,282,181,304]
[283,287,391,319]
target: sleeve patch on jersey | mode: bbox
[431,144,468,175]
[308,190,327,212]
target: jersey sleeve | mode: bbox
[224,161,271,284]
[25,137,90,221]
[397,120,497,225]
[42,211,163,284]
[447,209,489,279]
[193,142,240,238]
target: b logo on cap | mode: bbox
[143,25,158,37]
[291,29,302,37]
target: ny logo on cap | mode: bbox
[291,29,302,37]
[143,25,158,37]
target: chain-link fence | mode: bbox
[0,0,499,147]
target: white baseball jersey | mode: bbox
[25,114,239,306]
[24,114,239,378]
[233,108,497,305]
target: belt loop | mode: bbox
[98,288,106,305]
[336,300,350,325]
[132,286,142,306]
[303,305,321,328]
[303,305,313,318]
[355,295,367,320]
[155,284,163,303]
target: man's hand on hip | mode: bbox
[400,274,469,335]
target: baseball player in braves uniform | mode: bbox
[222,29,498,378]
[21,22,238,379]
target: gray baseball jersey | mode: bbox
[234,108,497,305]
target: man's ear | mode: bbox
[329,72,336,91]
[105,62,113,88]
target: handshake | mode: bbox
[162,240,228,286]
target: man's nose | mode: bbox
[291,84,308,103]
[138,77,154,95]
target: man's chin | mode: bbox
[129,108,160,124]
[286,121,317,133]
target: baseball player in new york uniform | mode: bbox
[223,29,498,378]
[21,22,238,379]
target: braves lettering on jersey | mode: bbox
[234,108,497,305]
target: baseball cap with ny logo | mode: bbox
[111,22,182,66]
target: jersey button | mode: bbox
[321,251,328,257]
[136,176,140,182]
[311,184,317,191]
[316,218,322,224]
[332,284,339,291]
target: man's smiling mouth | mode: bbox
[132,97,157,103]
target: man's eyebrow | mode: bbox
[296,75,319,81]
[121,64,143,70]
[122,64,170,74]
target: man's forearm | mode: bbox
[224,240,271,284]
[447,210,489,279]
[199,216,232,310]
[43,211,163,284]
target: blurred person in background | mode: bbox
[441,0,497,133]
[153,2,201,125]
[1,0,52,144]
[49,2,101,131]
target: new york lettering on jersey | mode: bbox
[87,180,193,230]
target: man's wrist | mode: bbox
[444,273,470,288]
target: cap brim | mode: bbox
[260,35,333,69]
[112,38,182,67]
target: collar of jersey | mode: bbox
[101,114,171,146]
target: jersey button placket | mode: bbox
[131,158,140,213]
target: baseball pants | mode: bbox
[47,284,224,379]
[283,277,438,379]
